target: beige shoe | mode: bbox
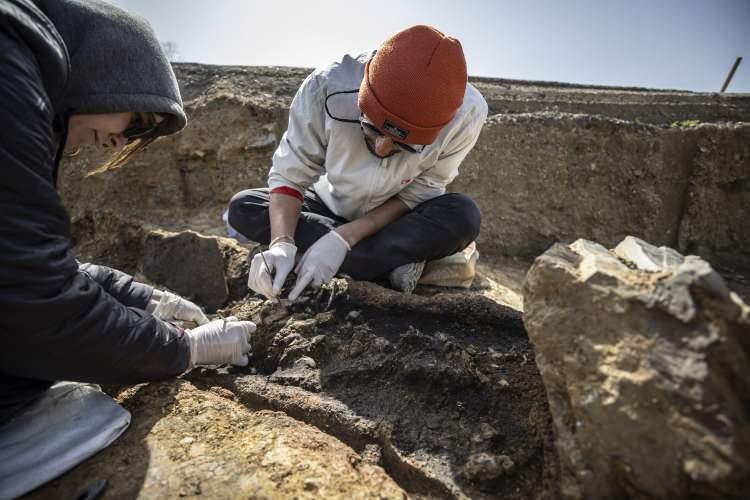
[418,241,479,288]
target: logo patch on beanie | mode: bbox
[382,120,409,141]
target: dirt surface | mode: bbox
[171,63,750,125]
[60,64,750,278]
[187,278,560,499]
[27,381,406,499]
[34,206,560,499]
[46,61,749,497]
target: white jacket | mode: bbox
[268,51,488,221]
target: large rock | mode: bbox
[73,214,252,311]
[523,236,750,499]
[140,230,230,312]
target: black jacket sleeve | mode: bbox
[0,29,191,385]
[78,262,154,310]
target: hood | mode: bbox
[35,0,186,136]
[0,0,69,102]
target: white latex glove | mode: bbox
[289,231,350,301]
[248,241,297,300]
[186,316,256,367]
[152,290,209,325]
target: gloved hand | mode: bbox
[247,241,297,300]
[151,290,209,325]
[289,231,350,301]
[186,316,256,367]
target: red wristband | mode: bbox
[271,186,304,202]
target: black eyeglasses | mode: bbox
[123,115,159,144]
[359,114,425,154]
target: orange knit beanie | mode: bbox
[358,25,467,145]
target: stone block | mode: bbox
[523,236,750,499]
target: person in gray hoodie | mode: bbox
[0,0,255,429]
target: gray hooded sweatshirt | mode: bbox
[40,0,187,133]
[0,0,191,425]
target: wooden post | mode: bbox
[720,57,742,93]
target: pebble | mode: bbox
[347,310,361,319]
[425,415,442,430]
[349,341,364,357]
[361,444,382,464]
[294,356,317,369]
[479,422,499,439]
[262,306,289,325]
[461,453,515,481]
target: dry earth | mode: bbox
[27,269,559,499]
[28,380,407,499]
[23,65,750,499]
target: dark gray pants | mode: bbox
[227,188,481,281]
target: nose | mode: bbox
[106,133,127,152]
[374,135,395,156]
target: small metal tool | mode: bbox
[260,248,281,303]
[260,248,272,276]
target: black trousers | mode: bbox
[227,188,481,281]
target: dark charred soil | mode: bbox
[191,279,560,499]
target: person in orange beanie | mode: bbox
[227,25,488,299]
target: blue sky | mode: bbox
[111,0,750,92]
